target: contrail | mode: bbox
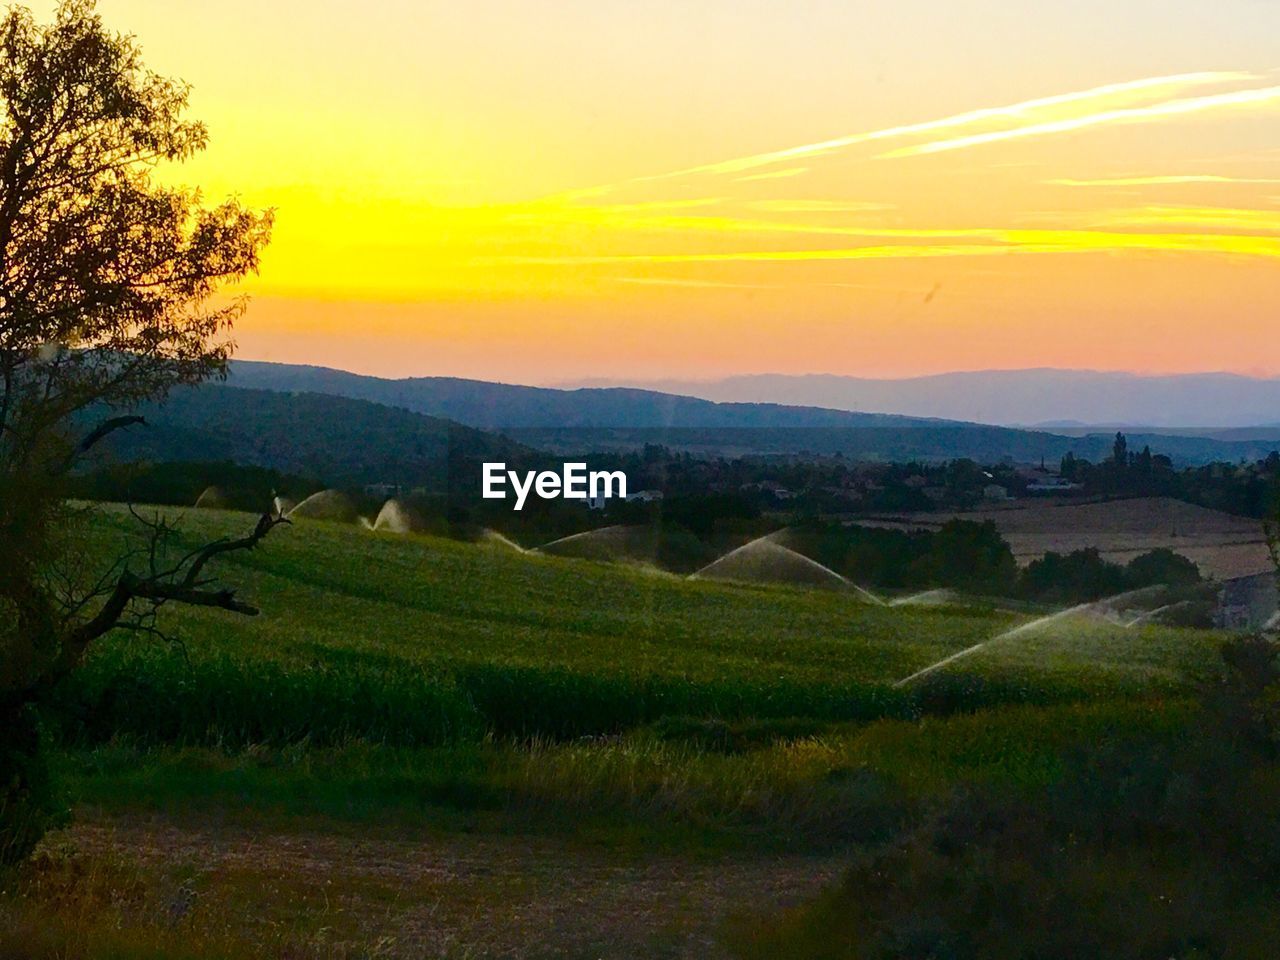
[488,228,1280,266]
[628,72,1252,182]
[881,84,1280,158]
[1048,174,1280,187]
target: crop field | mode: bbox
[860,495,1272,580]
[4,504,1230,958]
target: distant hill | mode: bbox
[87,385,528,488]
[222,361,1280,465]
[559,369,1280,430]
[227,360,957,430]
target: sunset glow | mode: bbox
[48,1,1280,381]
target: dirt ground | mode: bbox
[859,496,1271,580]
[60,812,846,959]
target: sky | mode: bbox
[37,1,1280,382]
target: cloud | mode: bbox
[746,200,892,213]
[615,277,776,289]
[733,167,808,182]
[1095,205,1280,231]
[880,84,1280,158]
[487,228,1280,266]
[629,72,1251,181]
[1048,175,1280,187]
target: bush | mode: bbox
[1126,548,1202,589]
[729,637,1280,960]
[923,520,1018,596]
[1019,547,1127,604]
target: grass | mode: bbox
[50,698,1197,853]
[2,503,1236,957]
[50,506,1219,749]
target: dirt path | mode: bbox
[65,813,846,958]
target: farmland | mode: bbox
[859,495,1272,580]
[0,505,1234,957]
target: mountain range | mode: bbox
[196,361,1280,466]
[226,360,946,430]
[557,370,1280,431]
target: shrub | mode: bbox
[1125,548,1202,589]
[1019,547,1127,604]
[729,637,1280,960]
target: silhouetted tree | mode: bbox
[1060,451,1078,481]
[0,1,274,862]
[1112,432,1129,469]
[924,519,1018,596]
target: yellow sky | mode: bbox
[42,1,1280,380]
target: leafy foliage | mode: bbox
[729,637,1280,960]
[0,1,271,862]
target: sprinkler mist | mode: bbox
[889,589,956,608]
[534,525,630,554]
[532,526,667,566]
[690,535,885,604]
[1124,603,1178,628]
[893,600,1101,688]
[888,584,1184,688]
[480,529,527,553]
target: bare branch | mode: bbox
[75,413,144,456]
[181,511,288,587]
[51,510,288,679]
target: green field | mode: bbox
[58,505,1216,741]
[5,504,1231,958]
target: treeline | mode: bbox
[790,519,1207,609]
[1062,432,1280,518]
[69,461,322,513]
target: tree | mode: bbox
[1060,451,1078,481]
[0,1,274,862]
[923,519,1018,597]
[1112,431,1128,469]
[1125,548,1200,589]
[1020,548,1126,604]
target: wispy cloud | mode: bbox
[746,200,892,213]
[489,229,1280,265]
[630,72,1250,181]
[880,84,1280,158]
[733,167,808,182]
[615,277,776,289]
[1048,175,1280,187]
[491,72,1280,286]
[1095,205,1280,231]
[566,198,725,213]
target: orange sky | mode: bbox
[45,1,1280,381]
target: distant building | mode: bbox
[1216,573,1279,631]
[1026,477,1083,494]
[364,483,400,498]
[741,481,794,500]
[982,483,1011,501]
[625,489,664,503]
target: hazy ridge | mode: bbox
[558,369,1280,431]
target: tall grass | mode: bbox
[54,700,1195,847]
[47,643,1126,749]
